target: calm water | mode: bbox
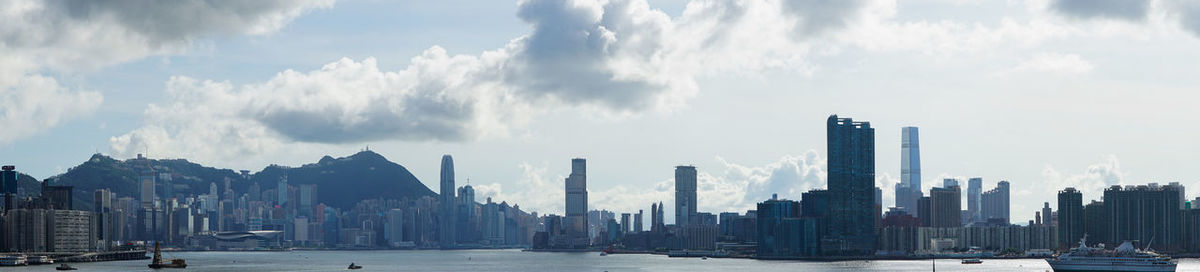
[11,250,1200,271]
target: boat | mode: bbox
[148,241,187,269]
[348,263,362,269]
[1046,235,1176,272]
[961,258,982,264]
[28,255,54,265]
[56,264,78,271]
[0,255,27,266]
[599,252,608,256]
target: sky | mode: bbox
[3,0,1200,225]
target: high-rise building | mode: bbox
[1057,188,1083,250]
[1,165,16,212]
[1083,200,1108,245]
[981,181,1010,224]
[967,177,982,223]
[942,178,959,188]
[756,196,814,257]
[896,127,922,215]
[620,213,631,234]
[675,165,698,226]
[917,196,932,227]
[386,208,405,247]
[298,184,317,216]
[139,170,156,208]
[930,186,961,228]
[825,115,876,254]
[650,203,659,233]
[439,155,457,248]
[276,176,288,207]
[456,185,477,243]
[1104,184,1182,251]
[634,210,644,233]
[1041,202,1053,226]
[564,158,588,243]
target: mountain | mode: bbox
[247,150,437,209]
[49,151,435,211]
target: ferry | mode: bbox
[0,255,27,266]
[1046,236,1176,272]
[28,255,54,265]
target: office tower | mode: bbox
[440,155,457,248]
[564,158,588,240]
[457,185,477,242]
[1057,188,1083,250]
[1042,202,1053,226]
[41,180,73,210]
[386,209,404,247]
[657,202,665,229]
[981,181,1010,224]
[757,196,816,257]
[1104,184,1182,251]
[942,178,959,188]
[650,203,659,233]
[917,196,932,227]
[140,170,156,208]
[276,176,288,207]
[930,186,961,228]
[248,182,261,202]
[634,210,644,233]
[675,165,698,226]
[299,184,317,216]
[825,115,876,254]
[1,165,16,212]
[895,127,922,215]
[620,213,631,234]
[967,177,982,223]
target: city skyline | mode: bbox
[6,0,1200,228]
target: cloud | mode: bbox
[1010,52,1094,75]
[475,151,828,223]
[1169,0,1200,36]
[1049,0,1151,21]
[113,0,880,162]
[1041,155,1125,197]
[0,0,333,145]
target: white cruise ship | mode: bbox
[1046,236,1176,272]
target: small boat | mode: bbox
[962,258,982,264]
[56,264,78,270]
[348,263,363,269]
[29,255,54,265]
[701,257,709,260]
[599,252,608,256]
[148,241,187,269]
[0,255,27,266]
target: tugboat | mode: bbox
[148,242,187,269]
[1046,235,1176,272]
[56,263,78,270]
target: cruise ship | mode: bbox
[1046,236,1176,272]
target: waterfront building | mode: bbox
[634,210,643,233]
[981,181,1010,224]
[1082,200,1107,246]
[1104,184,1182,252]
[967,177,982,223]
[930,186,961,228]
[386,209,404,247]
[620,213,631,234]
[675,165,698,226]
[439,155,457,248]
[457,185,477,243]
[757,196,817,257]
[139,170,155,208]
[824,115,877,255]
[564,158,588,246]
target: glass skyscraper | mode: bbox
[440,154,457,248]
[675,165,697,226]
[825,115,876,255]
[895,127,921,215]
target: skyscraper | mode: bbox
[825,115,876,254]
[967,177,982,224]
[981,181,1010,224]
[896,127,922,214]
[439,154,457,248]
[564,158,588,242]
[1104,184,1183,251]
[2,165,17,212]
[140,170,156,208]
[930,185,961,228]
[1057,188,1083,250]
[1041,202,1052,226]
[277,176,288,207]
[634,210,644,233]
[675,165,698,226]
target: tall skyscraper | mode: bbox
[276,176,288,207]
[620,213,631,233]
[1041,202,1052,226]
[967,177,982,223]
[2,165,17,212]
[825,115,876,254]
[896,127,922,215]
[650,203,659,233]
[634,210,644,233]
[1057,188,1083,250]
[981,181,1010,224]
[140,170,156,208]
[675,165,698,226]
[565,158,588,241]
[439,154,457,248]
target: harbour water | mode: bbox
[10,250,1200,271]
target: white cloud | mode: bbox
[1011,52,1094,74]
[0,0,333,145]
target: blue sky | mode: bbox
[3,0,1200,224]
